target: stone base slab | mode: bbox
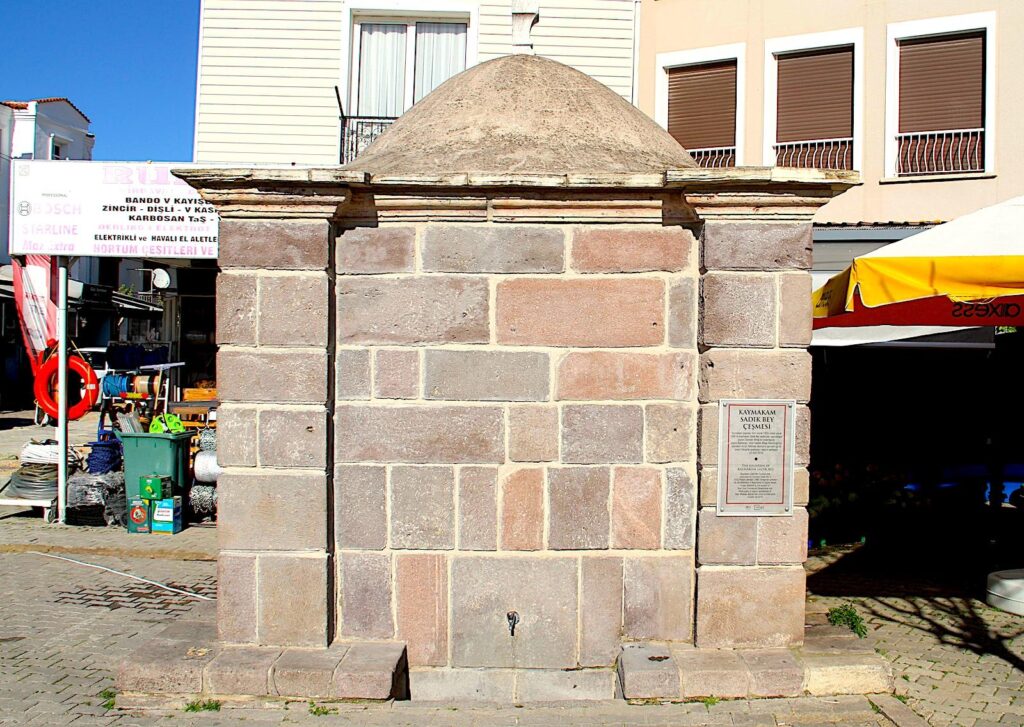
[618,623,892,701]
[409,667,618,702]
[115,618,408,702]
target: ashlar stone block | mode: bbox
[272,646,347,698]
[335,465,386,550]
[337,226,415,274]
[645,404,695,463]
[216,273,257,345]
[258,274,328,347]
[623,554,694,641]
[451,556,578,668]
[218,349,328,404]
[695,566,805,649]
[561,404,642,464]
[390,466,455,550]
[396,554,448,666]
[698,349,812,403]
[219,219,329,270]
[702,221,812,271]
[458,466,497,550]
[336,405,504,464]
[579,556,623,667]
[496,278,664,347]
[500,467,544,551]
[548,467,611,550]
[339,552,393,639]
[338,276,489,344]
[425,349,549,401]
[557,351,693,400]
[258,553,328,647]
[204,646,281,696]
[508,405,558,462]
[373,348,419,399]
[700,272,777,348]
[422,225,564,273]
[571,226,692,273]
[611,467,661,550]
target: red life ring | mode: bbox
[33,354,99,421]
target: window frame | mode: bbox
[654,43,746,165]
[342,0,479,119]
[884,12,996,178]
[763,27,863,171]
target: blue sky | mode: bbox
[3,1,200,161]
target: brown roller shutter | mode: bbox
[899,32,984,132]
[776,46,853,143]
[667,60,737,150]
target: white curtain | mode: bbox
[357,23,407,117]
[414,22,467,103]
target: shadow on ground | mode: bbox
[808,542,1024,673]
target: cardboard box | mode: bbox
[127,499,151,534]
[151,496,183,534]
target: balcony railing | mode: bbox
[774,137,853,170]
[341,115,396,164]
[689,146,736,168]
[896,128,984,176]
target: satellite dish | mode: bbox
[152,269,171,289]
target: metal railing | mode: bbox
[340,115,396,164]
[689,146,736,168]
[896,128,984,176]
[774,137,853,170]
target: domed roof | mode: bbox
[345,54,696,177]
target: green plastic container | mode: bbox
[116,431,193,502]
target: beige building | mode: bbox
[193,0,643,165]
[637,0,1022,227]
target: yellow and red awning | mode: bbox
[813,196,1024,329]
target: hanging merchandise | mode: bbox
[198,427,217,452]
[34,350,99,421]
[194,450,222,483]
[189,484,217,516]
[149,413,186,434]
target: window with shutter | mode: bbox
[896,31,985,175]
[666,60,737,168]
[774,45,853,169]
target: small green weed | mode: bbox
[868,700,881,714]
[895,694,908,704]
[700,696,720,708]
[308,701,337,716]
[184,699,222,713]
[901,674,910,681]
[827,603,868,638]
[99,689,116,710]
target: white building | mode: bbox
[193,0,641,164]
[1,98,95,273]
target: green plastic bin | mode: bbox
[116,431,193,502]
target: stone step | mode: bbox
[617,640,892,701]
[116,618,408,702]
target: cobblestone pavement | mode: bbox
[808,546,1024,727]
[0,539,895,726]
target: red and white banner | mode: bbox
[11,255,57,373]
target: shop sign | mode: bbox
[9,160,218,259]
[717,399,795,516]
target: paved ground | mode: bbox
[0,515,896,726]
[0,409,100,462]
[807,546,1024,727]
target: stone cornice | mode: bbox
[173,166,860,222]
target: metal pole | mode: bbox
[56,256,68,524]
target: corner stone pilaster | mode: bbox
[691,200,818,650]
[215,218,333,648]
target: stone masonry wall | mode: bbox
[333,219,701,673]
[215,218,334,648]
[694,220,814,649]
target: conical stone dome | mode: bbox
[345,54,696,177]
